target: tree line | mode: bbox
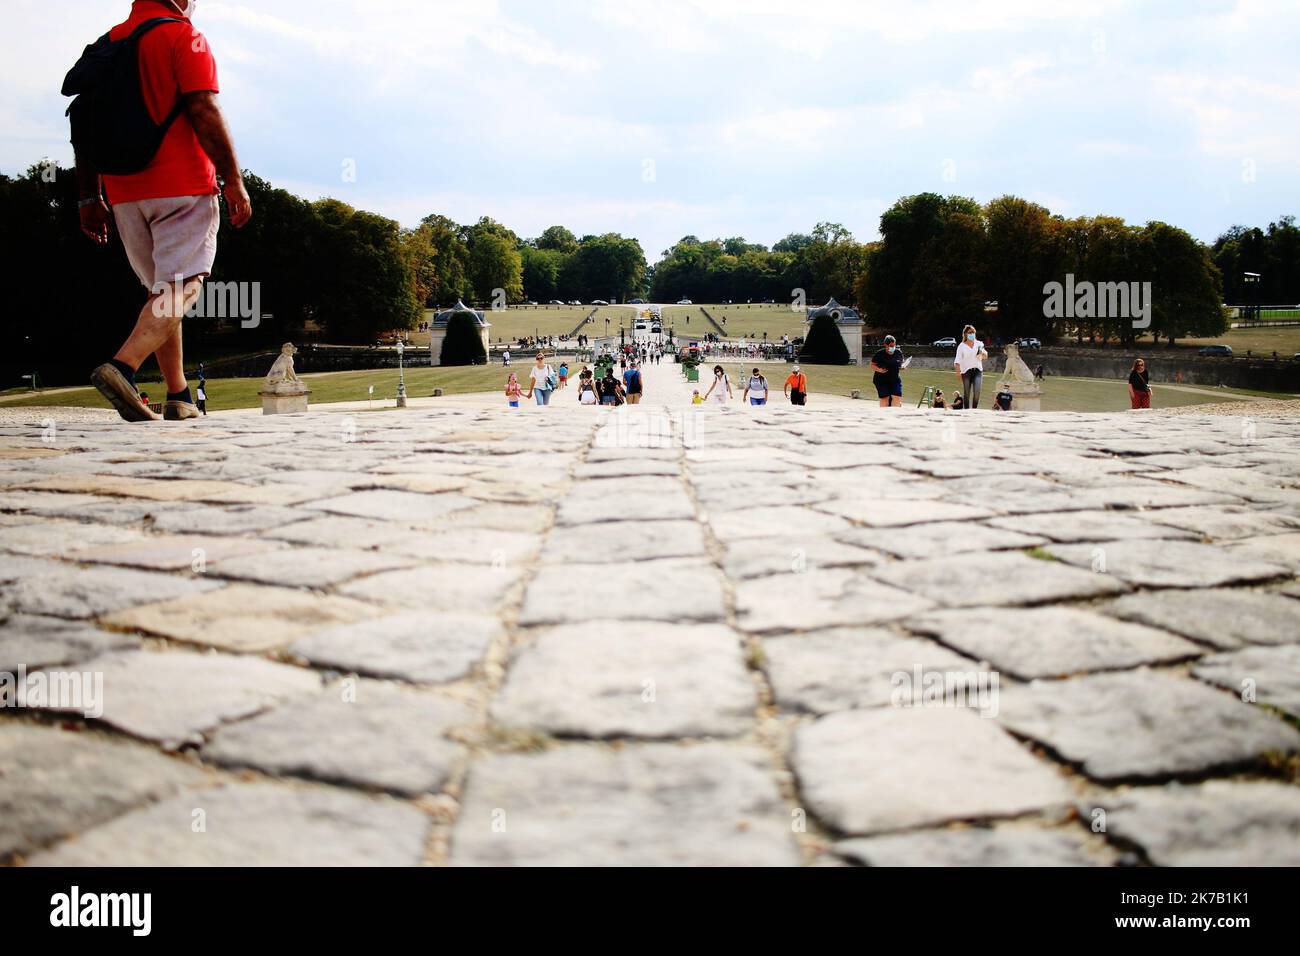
[3,158,1295,385]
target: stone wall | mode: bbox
[895,346,1300,392]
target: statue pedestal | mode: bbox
[997,381,1043,411]
[260,388,310,415]
[997,343,1043,411]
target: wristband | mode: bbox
[78,196,104,209]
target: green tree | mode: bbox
[864,193,981,337]
[313,199,420,342]
[1138,222,1227,346]
[419,214,470,305]
[440,309,487,365]
[536,225,579,253]
[983,196,1062,341]
[520,245,562,301]
[464,217,523,304]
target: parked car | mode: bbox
[591,299,609,306]
[569,300,583,306]
[1198,344,1234,357]
[1016,337,1042,349]
[933,337,958,348]
[548,299,564,305]
[677,298,693,305]
[523,300,538,306]
[629,298,646,304]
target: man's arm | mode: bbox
[184,91,252,228]
[75,153,110,245]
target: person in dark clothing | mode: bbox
[869,334,906,408]
[1128,358,1152,409]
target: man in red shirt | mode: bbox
[78,0,252,423]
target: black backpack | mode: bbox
[62,17,187,175]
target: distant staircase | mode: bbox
[567,308,600,338]
[697,307,727,336]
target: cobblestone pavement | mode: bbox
[1,364,1298,866]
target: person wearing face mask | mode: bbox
[73,0,251,424]
[870,335,906,408]
[953,325,988,409]
[703,365,733,405]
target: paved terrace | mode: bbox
[1,364,1299,865]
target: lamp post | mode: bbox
[395,338,407,408]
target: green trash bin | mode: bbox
[686,366,700,383]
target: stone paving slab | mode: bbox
[792,708,1071,834]
[102,584,378,653]
[450,743,799,866]
[0,615,140,671]
[734,568,934,633]
[906,607,1203,679]
[45,649,322,748]
[289,611,501,684]
[997,671,1299,781]
[0,723,208,861]
[1102,588,1300,649]
[3,565,221,619]
[3,392,1299,866]
[493,622,755,738]
[1191,644,1300,718]
[520,559,725,625]
[869,551,1128,608]
[204,680,470,795]
[831,824,1112,867]
[1102,780,1300,866]
[763,627,980,714]
[30,781,429,866]
[1044,539,1288,589]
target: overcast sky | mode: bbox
[5,0,1298,259]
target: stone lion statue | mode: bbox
[263,343,304,392]
[1002,343,1036,384]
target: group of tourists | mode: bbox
[692,365,808,406]
[868,325,990,409]
[505,352,649,408]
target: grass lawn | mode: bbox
[791,364,1293,412]
[661,304,807,340]
[8,360,1292,415]
[1,366,512,413]
[1179,325,1300,356]
[414,305,640,347]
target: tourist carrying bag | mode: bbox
[62,17,187,175]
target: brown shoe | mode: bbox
[163,400,201,421]
[90,364,161,422]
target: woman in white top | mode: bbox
[703,365,732,405]
[952,325,989,409]
[527,351,555,406]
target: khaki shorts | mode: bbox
[113,194,220,290]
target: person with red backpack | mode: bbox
[67,1,251,423]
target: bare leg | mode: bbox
[153,324,187,395]
[114,276,203,392]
